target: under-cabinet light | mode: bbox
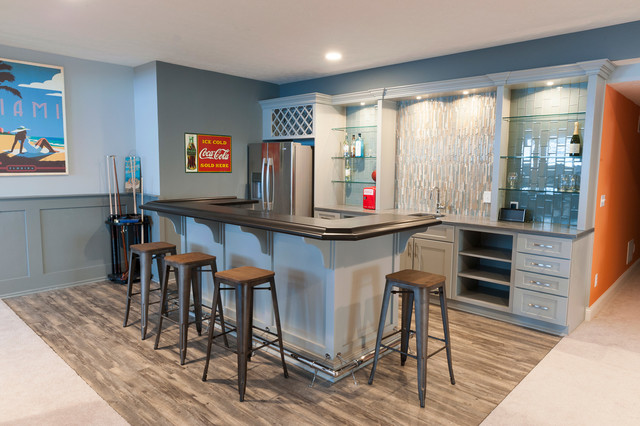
[546,81,554,86]
[462,90,469,95]
[416,96,422,100]
[360,102,365,106]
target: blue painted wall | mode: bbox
[154,62,278,198]
[280,20,640,97]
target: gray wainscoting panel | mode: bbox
[0,210,28,280]
[0,194,130,298]
[40,205,112,273]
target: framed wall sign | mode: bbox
[0,58,68,175]
[185,133,231,173]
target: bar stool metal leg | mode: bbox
[368,280,392,385]
[139,251,153,340]
[269,277,288,378]
[439,288,455,385]
[202,278,221,381]
[192,268,203,336]
[154,264,171,350]
[400,290,415,366]
[414,287,429,408]
[123,251,137,328]
[177,266,193,365]
[236,284,252,402]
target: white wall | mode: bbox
[0,44,135,197]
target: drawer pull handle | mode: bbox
[530,280,551,287]
[528,303,549,311]
[531,262,552,268]
[533,243,553,249]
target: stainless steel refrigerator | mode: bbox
[248,142,313,216]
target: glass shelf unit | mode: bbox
[332,125,377,206]
[500,88,587,226]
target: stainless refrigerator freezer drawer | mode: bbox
[514,269,570,297]
[513,288,568,325]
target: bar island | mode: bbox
[142,197,441,381]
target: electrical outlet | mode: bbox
[483,191,491,203]
[594,273,598,287]
[600,195,606,207]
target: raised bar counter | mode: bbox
[141,197,441,382]
[141,197,441,240]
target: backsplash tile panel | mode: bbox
[395,93,496,216]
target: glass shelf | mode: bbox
[503,112,586,122]
[500,187,579,194]
[331,125,377,131]
[332,180,376,185]
[500,155,582,160]
[331,156,377,160]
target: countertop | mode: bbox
[141,197,441,241]
[315,205,594,239]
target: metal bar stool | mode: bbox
[202,266,288,402]
[123,242,177,340]
[154,252,228,365]
[368,269,455,407]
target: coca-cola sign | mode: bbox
[184,133,232,173]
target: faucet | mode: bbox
[431,186,445,213]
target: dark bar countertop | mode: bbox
[141,197,441,241]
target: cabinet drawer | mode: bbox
[517,234,572,259]
[413,225,454,242]
[514,270,569,297]
[516,253,571,278]
[513,288,568,325]
[315,210,340,220]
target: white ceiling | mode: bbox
[2,0,640,85]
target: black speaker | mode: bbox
[499,208,531,223]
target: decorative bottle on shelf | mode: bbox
[567,122,582,156]
[344,159,351,182]
[355,133,363,157]
[342,134,350,158]
[351,135,356,157]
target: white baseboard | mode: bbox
[585,259,639,321]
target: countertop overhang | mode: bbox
[141,198,441,241]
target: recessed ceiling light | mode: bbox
[416,96,422,100]
[325,51,342,61]
[546,81,554,86]
[462,90,469,95]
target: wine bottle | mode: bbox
[342,134,350,158]
[344,159,351,182]
[351,135,356,157]
[568,122,581,156]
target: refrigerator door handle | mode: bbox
[267,157,274,211]
[261,157,267,210]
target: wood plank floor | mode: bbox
[5,282,560,425]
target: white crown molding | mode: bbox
[259,92,333,109]
[576,59,616,79]
[383,75,496,100]
[331,89,383,105]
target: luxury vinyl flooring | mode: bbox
[6,282,560,425]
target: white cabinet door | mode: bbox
[399,239,414,270]
[414,238,454,297]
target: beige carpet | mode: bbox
[0,299,128,426]
[483,267,640,425]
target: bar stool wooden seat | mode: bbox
[368,269,455,407]
[202,266,288,402]
[124,241,177,340]
[154,252,228,365]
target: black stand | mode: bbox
[106,214,150,284]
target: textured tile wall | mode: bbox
[395,93,496,216]
[504,81,587,225]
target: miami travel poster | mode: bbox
[0,58,67,175]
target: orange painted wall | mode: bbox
[590,86,640,305]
